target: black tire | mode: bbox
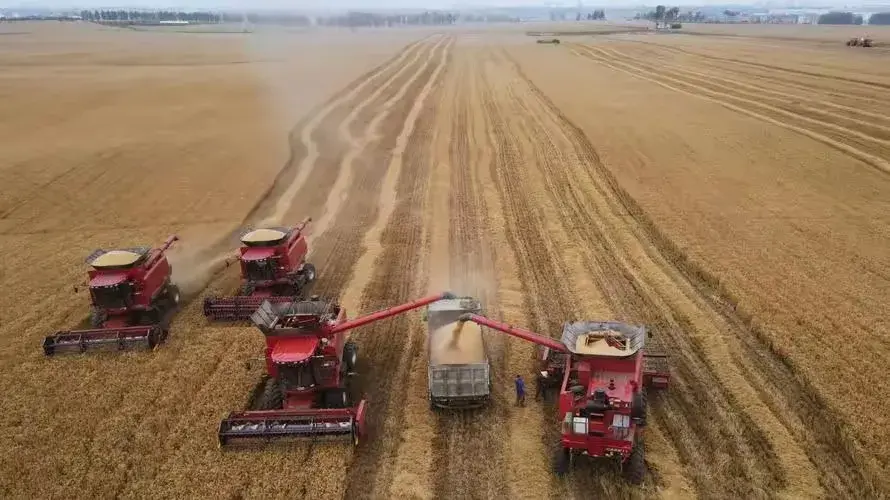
[324,388,349,409]
[301,263,317,283]
[256,378,283,410]
[554,446,571,476]
[89,308,105,329]
[166,284,181,306]
[631,391,648,425]
[344,341,358,371]
[624,440,646,485]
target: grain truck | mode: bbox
[425,297,491,410]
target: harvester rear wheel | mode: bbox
[554,446,571,476]
[256,378,283,410]
[624,439,646,485]
[167,284,181,306]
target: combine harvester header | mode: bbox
[43,235,182,355]
[203,217,316,321]
[217,291,456,447]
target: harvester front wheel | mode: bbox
[624,439,646,485]
[344,341,358,372]
[301,263,317,283]
[89,308,106,328]
[324,388,349,408]
[167,284,181,306]
[256,378,283,410]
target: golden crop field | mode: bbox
[0,20,888,499]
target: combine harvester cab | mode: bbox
[43,235,181,356]
[457,314,670,484]
[217,291,456,448]
[425,297,491,410]
[203,217,316,322]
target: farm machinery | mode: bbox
[846,37,873,47]
[456,313,670,484]
[537,38,561,44]
[217,291,456,447]
[43,235,181,356]
[203,217,316,321]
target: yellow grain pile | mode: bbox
[429,320,485,365]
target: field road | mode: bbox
[1,24,889,499]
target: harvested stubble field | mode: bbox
[1,20,888,500]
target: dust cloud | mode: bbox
[167,245,233,299]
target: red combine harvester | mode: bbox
[457,314,670,484]
[43,235,181,356]
[203,217,316,321]
[218,291,455,447]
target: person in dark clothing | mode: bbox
[515,375,526,406]
[535,371,548,402]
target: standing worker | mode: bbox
[515,374,526,406]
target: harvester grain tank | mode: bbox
[42,235,181,355]
[203,217,316,321]
[457,313,670,484]
[424,297,491,410]
[217,291,456,447]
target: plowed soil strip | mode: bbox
[337,37,452,500]
[505,49,879,497]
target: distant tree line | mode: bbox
[75,9,516,27]
[577,10,606,20]
[870,12,890,25]
[635,5,684,27]
[817,11,863,25]
[317,11,459,27]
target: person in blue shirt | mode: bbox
[515,374,526,406]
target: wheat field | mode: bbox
[0,20,888,499]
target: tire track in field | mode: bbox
[600,45,890,138]
[585,45,890,150]
[627,38,890,91]
[505,50,881,498]
[613,39,890,113]
[604,44,890,127]
[252,36,432,227]
[310,36,445,241]
[570,45,890,176]
[306,39,447,298]
[428,46,509,500]
[337,37,452,500]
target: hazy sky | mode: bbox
[2,0,779,9]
